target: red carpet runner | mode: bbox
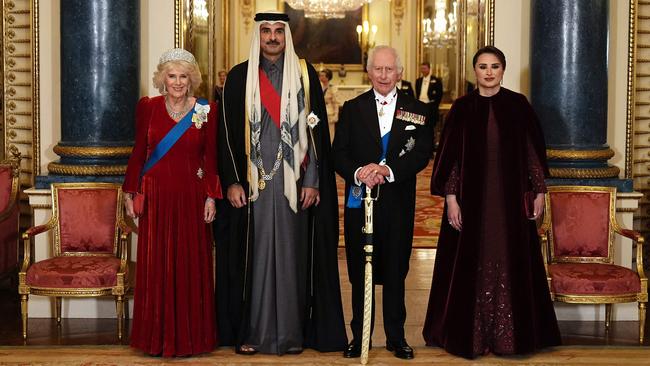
[336,160,444,248]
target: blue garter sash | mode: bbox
[141,98,208,175]
[347,131,390,208]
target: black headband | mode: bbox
[255,12,290,22]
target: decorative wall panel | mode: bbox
[2,0,39,227]
[633,0,650,269]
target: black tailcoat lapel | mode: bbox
[360,89,382,149]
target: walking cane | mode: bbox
[361,185,379,365]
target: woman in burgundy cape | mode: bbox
[123,49,221,357]
[423,46,560,358]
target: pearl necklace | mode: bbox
[165,97,191,120]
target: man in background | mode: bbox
[415,61,442,128]
[214,69,227,103]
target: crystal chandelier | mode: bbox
[286,0,373,19]
[423,0,457,48]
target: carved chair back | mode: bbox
[51,183,122,257]
[546,186,616,264]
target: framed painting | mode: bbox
[280,2,365,69]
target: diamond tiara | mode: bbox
[158,48,196,66]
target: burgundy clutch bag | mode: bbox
[523,191,536,219]
[132,192,145,217]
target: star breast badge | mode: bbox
[405,137,415,152]
[399,137,416,157]
[307,111,320,129]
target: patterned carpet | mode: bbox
[336,160,444,248]
[2,345,648,365]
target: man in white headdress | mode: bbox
[215,11,347,355]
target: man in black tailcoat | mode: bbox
[333,45,433,360]
[415,61,443,128]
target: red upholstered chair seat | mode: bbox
[26,256,123,288]
[0,167,11,210]
[549,263,641,295]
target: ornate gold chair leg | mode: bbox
[639,302,646,344]
[55,297,62,324]
[605,304,612,330]
[116,295,124,340]
[20,294,28,339]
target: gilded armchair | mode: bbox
[18,183,134,340]
[540,185,648,343]
[0,152,21,281]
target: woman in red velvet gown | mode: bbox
[423,46,561,358]
[123,48,221,357]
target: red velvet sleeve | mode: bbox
[203,101,223,199]
[122,97,151,193]
[527,135,547,194]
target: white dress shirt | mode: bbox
[419,74,431,103]
[354,88,397,185]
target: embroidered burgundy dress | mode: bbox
[123,96,222,356]
[424,88,560,358]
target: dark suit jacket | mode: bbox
[333,89,433,279]
[415,75,443,108]
[398,80,415,99]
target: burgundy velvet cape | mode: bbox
[423,88,561,358]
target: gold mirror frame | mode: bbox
[416,0,494,102]
[175,0,219,101]
[625,0,637,179]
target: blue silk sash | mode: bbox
[347,131,390,208]
[141,98,208,175]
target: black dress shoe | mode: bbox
[386,339,414,359]
[343,340,372,358]
[235,345,258,355]
[343,341,361,358]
